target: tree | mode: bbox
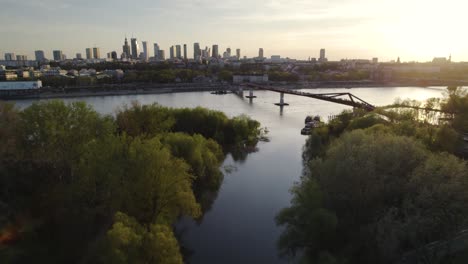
[278,129,468,263]
[103,212,183,264]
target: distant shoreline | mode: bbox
[0,81,452,101]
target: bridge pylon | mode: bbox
[245,88,257,99]
[274,92,289,106]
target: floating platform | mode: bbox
[245,95,257,98]
[274,103,289,106]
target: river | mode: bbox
[12,86,446,263]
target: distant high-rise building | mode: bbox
[176,45,182,59]
[170,46,175,59]
[111,51,118,60]
[158,50,165,60]
[93,47,100,59]
[236,49,241,59]
[131,38,139,59]
[142,41,149,60]
[226,48,231,57]
[153,43,160,59]
[259,48,264,59]
[4,53,15,61]
[53,50,63,61]
[202,46,210,59]
[107,53,112,59]
[183,44,187,60]
[76,53,83,59]
[122,37,131,58]
[86,48,92,59]
[319,49,326,62]
[16,55,27,61]
[193,43,201,60]
[35,50,45,62]
[212,45,219,58]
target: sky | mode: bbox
[1,0,467,62]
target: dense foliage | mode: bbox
[0,100,261,263]
[278,87,468,264]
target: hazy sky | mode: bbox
[1,0,466,61]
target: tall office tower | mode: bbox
[111,51,118,60]
[170,46,175,59]
[175,45,182,59]
[153,43,160,59]
[183,44,187,59]
[35,50,45,61]
[93,47,100,59]
[131,38,139,59]
[76,53,83,59]
[212,45,219,58]
[203,46,210,58]
[193,42,201,60]
[122,37,131,58]
[16,55,27,61]
[236,49,241,59]
[259,48,264,59]
[226,48,231,57]
[158,50,165,60]
[142,41,149,60]
[53,50,63,61]
[107,53,112,59]
[319,49,326,62]
[86,48,92,59]
[4,53,15,61]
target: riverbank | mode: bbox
[0,80,448,101]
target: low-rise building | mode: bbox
[0,71,18,80]
[0,80,42,90]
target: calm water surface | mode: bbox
[13,87,446,263]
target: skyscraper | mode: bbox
[319,49,326,62]
[259,48,264,59]
[53,50,63,61]
[183,44,187,60]
[153,43,160,59]
[131,38,139,59]
[226,48,231,57]
[158,50,165,60]
[193,43,201,60]
[170,46,175,59]
[4,53,15,61]
[111,51,118,60]
[122,37,131,59]
[93,47,100,59]
[142,41,149,60]
[16,55,27,61]
[212,45,219,58]
[35,50,45,62]
[86,48,92,59]
[176,45,181,59]
[236,49,241,59]
[76,53,83,59]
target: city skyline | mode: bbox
[1,0,467,62]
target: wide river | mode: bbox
[13,86,446,263]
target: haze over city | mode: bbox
[2,0,467,61]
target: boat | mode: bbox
[301,127,312,135]
[302,115,324,135]
[305,115,321,124]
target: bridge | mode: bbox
[240,83,376,111]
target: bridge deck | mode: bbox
[242,83,376,111]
